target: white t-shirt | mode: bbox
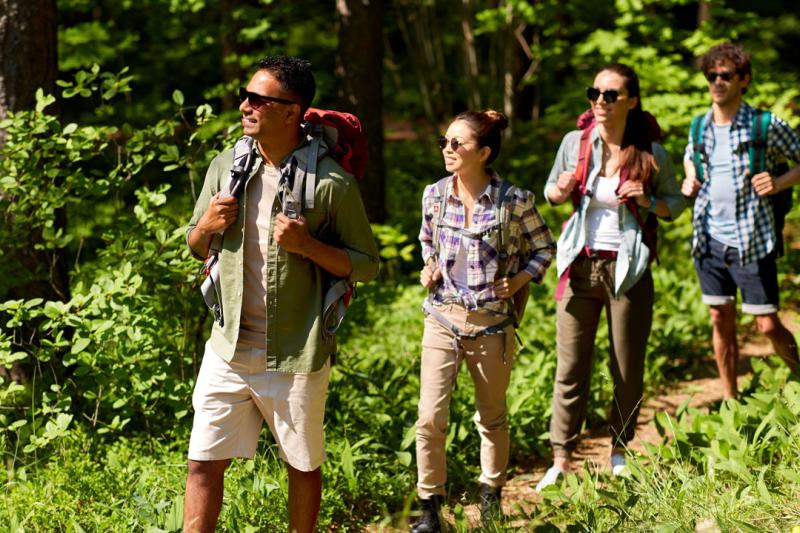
[585,173,622,251]
[239,163,280,347]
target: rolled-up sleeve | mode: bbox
[652,143,686,221]
[419,183,437,264]
[544,130,580,205]
[185,154,224,260]
[517,191,556,284]
[769,115,800,163]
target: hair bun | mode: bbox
[483,109,508,131]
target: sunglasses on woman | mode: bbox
[705,71,735,83]
[238,87,297,109]
[586,87,621,104]
[437,136,473,151]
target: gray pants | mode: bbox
[550,256,654,455]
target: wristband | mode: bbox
[647,192,656,213]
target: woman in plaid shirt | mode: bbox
[410,109,555,532]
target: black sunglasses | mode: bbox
[437,136,472,151]
[586,87,621,103]
[238,87,297,109]
[705,71,735,83]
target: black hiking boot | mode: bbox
[410,495,443,533]
[478,483,502,525]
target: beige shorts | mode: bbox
[188,342,330,471]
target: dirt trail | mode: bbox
[477,309,800,525]
[369,310,799,531]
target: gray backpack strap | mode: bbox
[430,176,451,260]
[323,278,354,336]
[496,179,515,277]
[284,156,303,219]
[223,136,256,199]
[200,136,257,326]
[425,176,452,305]
[305,133,321,211]
[209,136,255,254]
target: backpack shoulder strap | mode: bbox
[210,136,256,255]
[690,114,706,183]
[304,127,323,211]
[571,124,595,209]
[430,176,451,259]
[749,109,771,176]
[497,180,516,272]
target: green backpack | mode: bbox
[690,109,792,256]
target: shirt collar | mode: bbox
[731,101,753,129]
[446,169,503,204]
[706,101,753,130]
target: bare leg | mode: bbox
[709,304,739,399]
[755,313,799,373]
[553,452,571,472]
[184,459,230,533]
[287,464,322,533]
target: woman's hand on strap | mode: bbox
[616,180,650,207]
[548,172,577,204]
[420,261,442,289]
[494,271,533,299]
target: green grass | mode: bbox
[3,210,800,531]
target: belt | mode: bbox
[555,246,618,301]
[578,246,618,260]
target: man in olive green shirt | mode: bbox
[183,56,378,533]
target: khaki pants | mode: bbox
[415,303,515,499]
[550,257,653,456]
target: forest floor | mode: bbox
[370,307,800,532]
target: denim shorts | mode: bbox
[694,237,779,315]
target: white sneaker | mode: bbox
[610,452,626,476]
[534,465,564,492]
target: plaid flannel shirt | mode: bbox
[419,171,555,311]
[684,102,800,264]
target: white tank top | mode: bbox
[585,173,622,251]
[450,238,469,292]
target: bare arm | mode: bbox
[187,193,239,257]
[752,163,800,196]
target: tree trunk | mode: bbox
[336,0,386,222]
[0,0,63,384]
[697,0,711,25]
[512,25,538,122]
[501,0,514,135]
[460,0,481,111]
[219,0,256,111]
[0,0,58,147]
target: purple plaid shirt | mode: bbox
[420,172,555,311]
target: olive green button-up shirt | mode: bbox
[187,139,379,372]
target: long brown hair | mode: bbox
[600,63,660,183]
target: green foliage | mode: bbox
[531,361,800,531]
[0,69,234,456]
[2,0,800,530]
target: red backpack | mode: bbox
[571,109,661,264]
[304,108,368,180]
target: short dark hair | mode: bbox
[256,56,316,113]
[700,42,752,82]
